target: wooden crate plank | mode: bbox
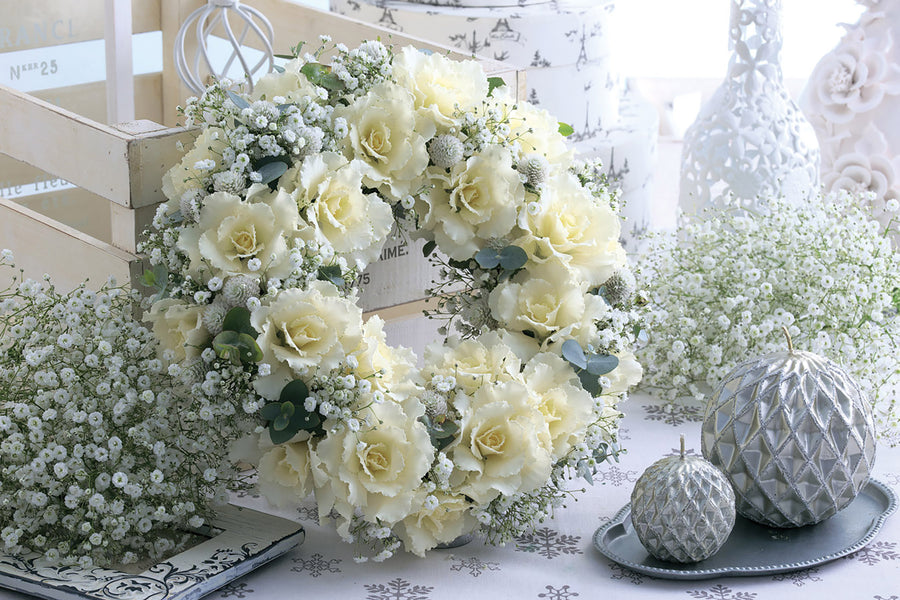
[126,125,198,209]
[12,187,112,245]
[0,83,135,206]
[0,0,161,53]
[0,198,141,293]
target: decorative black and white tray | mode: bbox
[594,478,897,580]
[0,504,304,600]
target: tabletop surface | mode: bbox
[2,396,898,600]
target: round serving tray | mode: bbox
[594,478,897,580]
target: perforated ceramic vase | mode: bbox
[630,438,736,563]
[701,332,876,528]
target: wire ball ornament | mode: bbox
[174,0,275,95]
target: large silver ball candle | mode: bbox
[701,328,877,528]
[630,436,736,563]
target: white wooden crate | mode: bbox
[0,0,525,321]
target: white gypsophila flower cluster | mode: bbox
[0,263,242,568]
[638,190,900,435]
[144,40,643,561]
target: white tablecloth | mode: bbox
[3,396,898,600]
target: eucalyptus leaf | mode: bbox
[558,122,575,137]
[317,265,344,287]
[212,330,262,365]
[300,63,344,91]
[212,330,244,365]
[474,248,501,269]
[236,332,263,363]
[498,245,527,271]
[257,160,288,185]
[259,403,283,421]
[272,413,291,431]
[273,64,285,73]
[578,369,602,396]
[167,209,184,225]
[586,353,619,376]
[227,90,250,111]
[422,240,437,258]
[269,421,301,445]
[222,306,257,338]
[425,419,460,452]
[294,410,322,431]
[280,401,295,418]
[561,339,587,370]
[140,269,157,288]
[280,379,310,404]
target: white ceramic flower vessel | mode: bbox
[680,0,819,212]
[802,0,900,220]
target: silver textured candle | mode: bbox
[630,436,736,563]
[701,328,877,528]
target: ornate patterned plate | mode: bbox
[594,478,897,580]
[0,504,304,600]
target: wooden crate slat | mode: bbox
[0,0,161,54]
[0,83,134,207]
[0,198,141,293]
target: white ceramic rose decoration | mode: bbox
[802,1,900,220]
[141,40,642,560]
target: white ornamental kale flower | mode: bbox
[427,134,465,169]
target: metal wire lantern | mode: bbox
[174,0,275,95]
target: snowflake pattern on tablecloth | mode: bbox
[296,505,319,522]
[593,465,638,487]
[643,403,704,426]
[538,584,579,599]
[845,541,900,565]
[448,556,501,577]
[771,567,822,586]
[363,578,434,600]
[685,584,757,600]
[217,582,254,598]
[874,596,899,600]
[608,562,645,585]
[291,553,342,577]
[883,472,900,487]
[515,527,583,559]
[618,426,631,441]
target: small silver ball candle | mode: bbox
[701,327,877,528]
[630,435,736,563]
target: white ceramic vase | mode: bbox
[680,0,820,213]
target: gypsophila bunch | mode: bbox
[638,190,900,435]
[0,255,245,568]
[144,39,643,560]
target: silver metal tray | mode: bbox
[594,478,897,580]
[0,504,304,600]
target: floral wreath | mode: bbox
[140,38,643,559]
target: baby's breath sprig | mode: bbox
[0,255,246,567]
